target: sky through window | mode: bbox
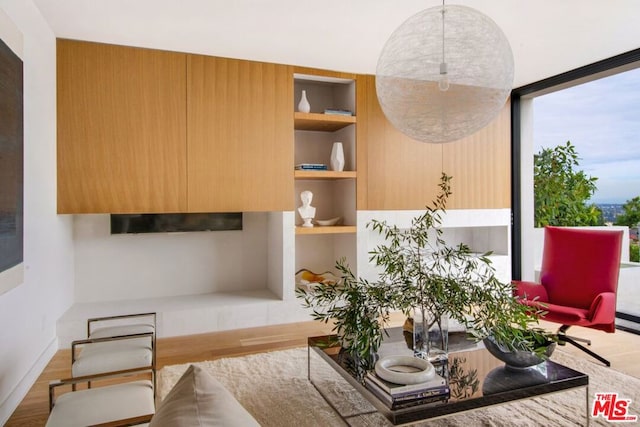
[534,67,640,204]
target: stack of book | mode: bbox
[295,163,328,170]
[364,371,450,410]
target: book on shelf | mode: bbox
[323,108,353,116]
[364,374,450,409]
[295,163,328,170]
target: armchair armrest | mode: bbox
[588,291,617,325]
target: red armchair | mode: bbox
[513,226,623,366]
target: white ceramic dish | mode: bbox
[315,217,342,226]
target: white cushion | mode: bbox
[150,364,259,427]
[72,337,153,377]
[46,380,154,427]
[90,323,155,339]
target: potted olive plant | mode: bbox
[368,174,520,360]
[297,173,556,369]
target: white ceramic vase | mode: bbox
[330,142,345,172]
[298,90,311,113]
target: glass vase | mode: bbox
[413,307,449,363]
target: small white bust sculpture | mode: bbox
[298,190,316,227]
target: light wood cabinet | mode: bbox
[357,74,443,210]
[57,41,294,213]
[56,41,509,215]
[443,101,511,209]
[187,55,293,212]
[357,74,510,210]
[57,40,187,213]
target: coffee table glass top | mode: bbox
[308,327,588,425]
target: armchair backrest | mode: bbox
[540,226,623,309]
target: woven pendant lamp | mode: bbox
[376,3,514,143]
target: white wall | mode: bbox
[0,1,75,424]
[73,213,269,302]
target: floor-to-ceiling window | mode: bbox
[511,48,640,333]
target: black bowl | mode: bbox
[483,336,556,370]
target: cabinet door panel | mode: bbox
[358,75,510,211]
[358,75,443,210]
[443,102,511,209]
[187,55,293,212]
[57,40,187,213]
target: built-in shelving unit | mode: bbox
[293,72,358,286]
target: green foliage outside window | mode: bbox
[615,196,640,262]
[615,196,640,228]
[630,243,640,263]
[534,141,602,227]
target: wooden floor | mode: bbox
[6,319,640,426]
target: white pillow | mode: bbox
[150,364,260,426]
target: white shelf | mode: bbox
[294,112,355,131]
[295,225,356,235]
[294,170,356,179]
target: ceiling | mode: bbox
[33,0,640,87]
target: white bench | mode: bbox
[71,313,156,394]
[47,368,155,427]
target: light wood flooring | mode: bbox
[6,319,640,426]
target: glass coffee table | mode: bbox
[308,327,589,425]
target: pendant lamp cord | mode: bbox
[441,0,446,64]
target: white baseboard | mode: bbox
[0,337,58,425]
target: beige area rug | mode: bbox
[158,348,640,426]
